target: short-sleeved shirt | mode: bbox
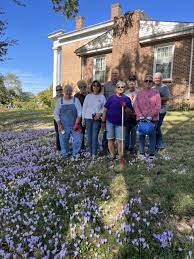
[104,94,133,126]
[152,84,170,113]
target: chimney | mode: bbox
[75,16,85,30]
[111,3,121,19]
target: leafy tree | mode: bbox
[4,73,22,97]
[0,12,16,62]
[0,75,8,104]
[0,0,79,61]
[51,0,79,18]
[21,91,35,102]
[36,85,53,107]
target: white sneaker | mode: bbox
[147,155,155,163]
[92,155,97,160]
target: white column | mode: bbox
[53,47,58,97]
[57,47,62,86]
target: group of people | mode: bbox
[53,69,170,163]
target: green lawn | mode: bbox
[0,109,194,258]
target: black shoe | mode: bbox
[129,147,136,155]
[99,150,108,157]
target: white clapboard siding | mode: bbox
[140,20,194,39]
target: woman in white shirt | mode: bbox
[82,80,106,157]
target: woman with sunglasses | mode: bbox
[134,75,161,161]
[82,80,106,158]
[102,80,133,162]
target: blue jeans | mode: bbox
[85,119,101,156]
[59,129,82,157]
[102,130,108,152]
[139,123,157,155]
[125,124,137,150]
[156,113,166,148]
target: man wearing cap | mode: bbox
[53,85,63,151]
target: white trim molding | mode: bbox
[53,47,62,97]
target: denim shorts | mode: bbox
[106,120,125,140]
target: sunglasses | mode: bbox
[93,84,100,87]
[117,86,125,89]
[144,80,153,83]
[56,89,62,91]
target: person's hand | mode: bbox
[73,122,79,131]
[121,101,126,107]
[57,121,63,130]
[94,113,100,121]
[101,121,106,130]
[146,116,152,121]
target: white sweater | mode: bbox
[82,93,106,119]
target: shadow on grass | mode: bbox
[0,109,53,130]
[115,111,194,257]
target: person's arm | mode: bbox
[125,97,134,114]
[150,91,161,118]
[155,92,161,115]
[81,95,89,126]
[133,92,144,119]
[102,97,110,122]
[95,95,107,120]
[54,98,63,130]
[161,85,170,104]
[74,98,82,126]
[101,108,108,129]
[101,107,108,122]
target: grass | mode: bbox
[0,109,194,258]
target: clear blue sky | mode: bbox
[1,0,194,94]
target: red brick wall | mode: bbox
[82,52,112,85]
[171,37,191,103]
[138,45,154,87]
[137,37,194,104]
[112,11,142,81]
[61,39,89,88]
[60,13,194,104]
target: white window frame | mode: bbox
[153,43,175,80]
[93,56,106,83]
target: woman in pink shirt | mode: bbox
[134,75,161,160]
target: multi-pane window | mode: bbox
[93,57,106,83]
[154,45,174,79]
